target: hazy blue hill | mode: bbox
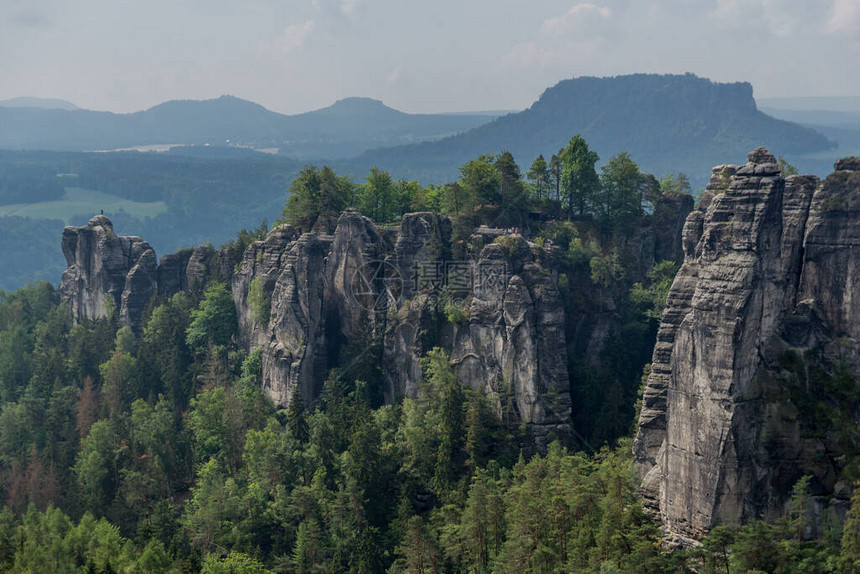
[757,98,860,173]
[0,107,130,150]
[278,97,497,158]
[0,97,79,110]
[0,95,496,158]
[354,74,836,185]
[758,107,860,129]
[128,95,294,145]
[757,95,860,112]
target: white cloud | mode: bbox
[311,0,361,18]
[540,3,611,36]
[825,0,860,34]
[386,66,403,85]
[708,0,819,38]
[340,0,358,16]
[502,3,611,69]
[280,20,315,51]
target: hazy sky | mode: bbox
[2,0,858,114]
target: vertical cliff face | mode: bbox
[158,245,225,298]
[59,215,158,332]
[59,216,227,333]
[59,202,681,448]
[448,238,572,447]
[634,150,860,544]
[232,210,573,442]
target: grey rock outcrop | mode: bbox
[449,240,572,447]
[634,149,860,544]
[228,210,573,442]
[60,215,157,333]
[157,245,223,298]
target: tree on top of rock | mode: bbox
[281,166,354,231]
[559,135,600,219]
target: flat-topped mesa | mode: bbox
[633,150,860,545]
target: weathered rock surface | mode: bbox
[157,245,224,298]
[60,215,157,333]
[60,200,682,449]
[634,150,860,544]
[60,216,227,332]
[230,210,573,442]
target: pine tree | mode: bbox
[527,155,549,200]
[559,135,600,219]
[287,388,310,444]
[842,486,860,573]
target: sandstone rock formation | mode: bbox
[157,245,224,298]
[60,215,158,333]
[60,216,227,333]
[634,150,860,544]
[232,210,573,443]
[59,202,687,448]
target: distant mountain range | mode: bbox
[757,96,860,112]
[0,96,498,159]
[0,74,848,187]
[0,97,80,111]
[350,74,838,185]
[758,96,860,156]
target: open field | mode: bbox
[0,187,168,223]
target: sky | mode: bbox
[1,0,858,115]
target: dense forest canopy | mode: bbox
[0,131,855,572]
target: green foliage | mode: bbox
[492,234,520,258]
[527,154,550,200]
[142,292,193,406]
[659,172,692,197]
[186,282,237,353]
[74,420,120,511]
[247,277,270,325]
[560,134,600,218]
[442,295,470,325]
[842,485,860,573]
[590,248,626,290]
[779,155,800,177]
[598,152,646,232]
[280,165,354,230]
[202,551,274,573]
[356,166,398,222]
[629,260,679,321]
[459,155,500,208]
[494,151,529,223]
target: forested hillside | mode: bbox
[354,74,834,185]
[0,74,838,292]
[0,137,856,572]
[0,150,303,291]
